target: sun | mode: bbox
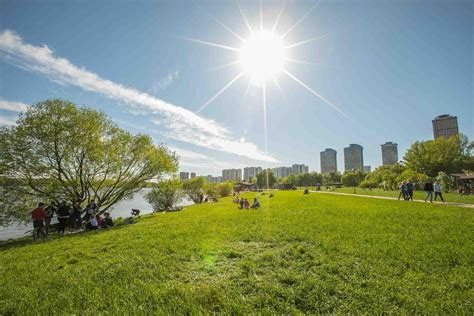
[238,30,286,84]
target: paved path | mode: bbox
[307,190,474,209]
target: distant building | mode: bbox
[272,166,292,178]
[363,166,371,173]
[190,172,196,179]
[344,144,364,172]
[205,175,222,183]
[432,114,458,139]
[179,172,189,180]
[320,148,337,174]
[222,169,242,182]
[243,167,262,181]
[292,164,309,174]
[381,142,398,165]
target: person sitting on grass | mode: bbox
[31,202,46,240]
[239,199,245,209]
[269,193,274,198]
[244,199,250,209]
[251,198,260,209]
[85,215,99,230]
[103,212,114,228]
[304,188,309,194]
[96,214,105,228]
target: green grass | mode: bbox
[1,191,473,314]
[300,186,474,204]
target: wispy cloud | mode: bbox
[151,67,180,93]
[0,99,29,112]
[0,29,277,162]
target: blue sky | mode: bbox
[1,0,472,176]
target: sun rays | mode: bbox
[181,0,345,157]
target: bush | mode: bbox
[216,182,233,197]
[145,178,184,212]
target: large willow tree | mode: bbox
[0,99,178,225]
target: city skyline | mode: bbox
[0,1,472,176]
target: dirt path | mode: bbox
[308,190,474,209]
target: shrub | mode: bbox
[145,178,184,212]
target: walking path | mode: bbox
[308,190,474,209]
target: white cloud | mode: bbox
[0,29,277,163]
[151,67,180,92]
[0,99,29,112]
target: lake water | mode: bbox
[0,189,193,241]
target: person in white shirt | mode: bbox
[434,181,445,202]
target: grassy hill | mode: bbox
[1,191,473,314]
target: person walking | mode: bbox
[406,181,414,201]
[398,182,406,200]
[434,181,445,202]
[424,181,434,203]
[31,202,46,240]
[44,201,57,236]
[56,201,71,234]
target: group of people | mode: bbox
[233,197,260,209]
[397,181,415,201]
[423,180,445,203]
[31,199,114,239]
[398,180,445,203]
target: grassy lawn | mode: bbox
[301,187,474,204]
[1,191,473,314]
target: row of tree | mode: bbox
[145,177,234,212]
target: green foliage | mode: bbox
[285,172,323,187]
[182,177,206,203]
[436,171,456,192]
[322,172,342,185]
[359,179,378,189]
[0,99,178,225]
[1,191,472,314]
[365,164,405,190]
[256,169,276,188]
[215,182,233,197]
[404,134,474,177]
[341,170,365,187]
[145,178,184,212]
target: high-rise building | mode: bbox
[205,175,222,183]
[292,164,309,174]
[363,165,371,173]
[272,166,293,178]
[190,172,196,178]
[381,142,398,165]
[320,148,337,174]
[344,144,364,172]
[432,114,459,139]
[222,169,242,182]
[243,167,262,181]
[179,172,189,180]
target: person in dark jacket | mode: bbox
[56,201,71,234]
[405,181,414,201]
[424,181,434,203]
[82,199,99,222]
[44,201,57,236]
[71,201,83,230]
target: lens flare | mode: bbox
[239,30,286,84]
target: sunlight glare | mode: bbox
[239,30,286,84]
